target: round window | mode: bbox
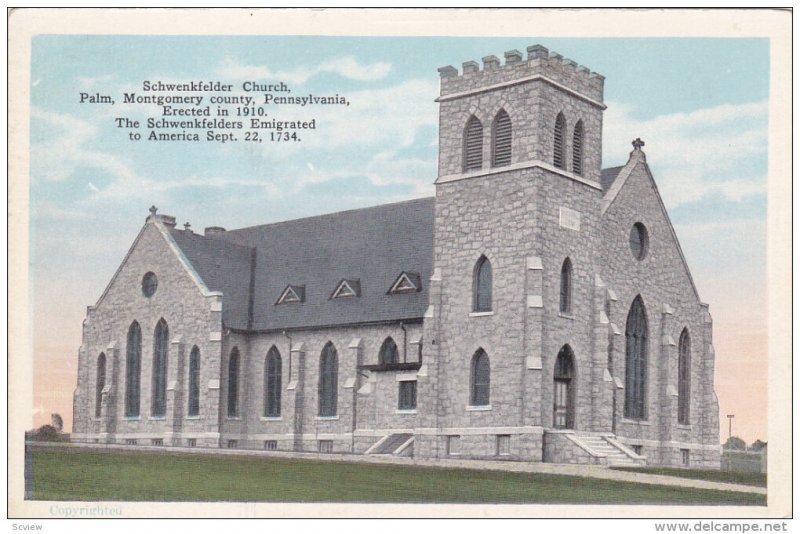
[142,272,158,297]
[629,223,649,260]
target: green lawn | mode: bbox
[29,447,765,505]
[611,466,767,488]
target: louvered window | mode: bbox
[624,296,648,420]
[491,110,512,167]
[151,319,169,417]
[124,321,141,417]
[553,113,566,169]
[678,329,691,425]
[572,120,584,175]
[463,116,483,171]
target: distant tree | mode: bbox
[749,439,767,452]
[723,436,747,450]
[51,413,63,432]
[28,424,60,441]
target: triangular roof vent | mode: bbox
[331,279,361,299]
[276,284,305,304]
[389,271,422,294]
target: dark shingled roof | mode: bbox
[600,165,624,192]
[171,197,434,331]
[169,228,254,328]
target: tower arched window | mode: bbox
[265,346,282,418]
[624,296,648,420]
[463,115,483,172]
[95,353,106,418]
[151,319,169,417]
[188,346,200,417]
[227,348,240,417]
[473,255,492,312]
[379,337,399,365]
[678,329,691,425]
[319,342,338,417]
[572,120,584,176]
[560,258,573,314]
[124,321,141,417]
[491,109,512,167]
[553,112,566,169]
[470,349,490,406]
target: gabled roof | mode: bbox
[600,165,624,192]
[171,197,434,331]
[169,227,255,327]
[600,149,700,300]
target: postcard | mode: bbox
[7,7,791,524]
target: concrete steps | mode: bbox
[575,435,645,467]
[366,433,414,456]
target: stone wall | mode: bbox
[598,153,721,467]
[73,219,223,448]
[218,322,423,453]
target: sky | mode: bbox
[28,36,769,444]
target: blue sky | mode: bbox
[29,36,769,441]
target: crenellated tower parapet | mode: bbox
[438,45,605,105]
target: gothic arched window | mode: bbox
[473,255,492,312]
[227,348,240,417]
[470,349,490,406]
[265,346,282,418]
[624,296,648,420]
[379,337,399,365]
[678,328,691,425]
[319,342,338,417]
[188,346,200,417]
[95,353,106,418]
[553,112,566,169]
[491,109,512,167]
[560,258,573,314]
[124,321,141,417]
[151,319,169,417]
[463,115,483,172]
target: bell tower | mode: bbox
[416,45,609,460]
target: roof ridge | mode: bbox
[224,196,435,235]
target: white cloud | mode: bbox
[603,100,768,207]
[217,55,391,85]
[31,108,141,185]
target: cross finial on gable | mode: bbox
[149,205,158,216]
[632,138,645,150]
[184,222,191,230]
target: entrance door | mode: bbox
[553,345,575,429]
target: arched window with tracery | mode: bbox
[678,329,691,425]
[124,321,141,417]
[624,296,648,420]
[470,349,490,406]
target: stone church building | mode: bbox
[72,45,721,468]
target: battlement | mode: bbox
[438,44,604,104]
